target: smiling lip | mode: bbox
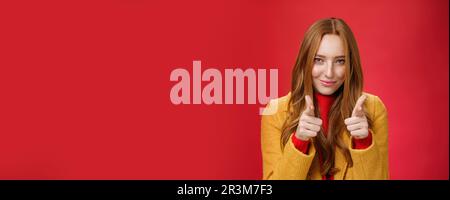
[320,80,336,86]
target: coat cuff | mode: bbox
[352,131,373,149]
[291,133,310,154]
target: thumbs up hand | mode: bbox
[295,95,323,141]
[344,95,369,139]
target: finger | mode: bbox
[301,115,323,126]
[344,117,365,125]
[303,95,315,116]
[347,123,367,131]
[350,129,368,138]
[299,127,318,138]
[300,121,321,132]
[352,95,367,117]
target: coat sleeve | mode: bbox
[261,100,316,180]
[348,95,389,180]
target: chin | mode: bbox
[315,87,338,95]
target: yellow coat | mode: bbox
[261,92,389,180]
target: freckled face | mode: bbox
[312,34,346,95]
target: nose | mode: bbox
[325,61,333,78]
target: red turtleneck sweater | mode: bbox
[291,92,372,180]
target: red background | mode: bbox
[0,0,448,180]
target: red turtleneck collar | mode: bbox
[314,91,336,136]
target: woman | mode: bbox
[261,18,389,180]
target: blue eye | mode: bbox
[336,59,345,65]
[314,58,324,64]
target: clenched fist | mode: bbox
[295,95,323,141]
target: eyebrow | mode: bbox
[315,54,345,59]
